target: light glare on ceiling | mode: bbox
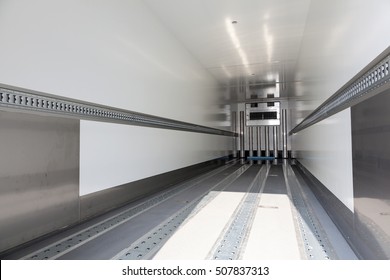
[225,18,251,75]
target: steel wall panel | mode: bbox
[0,111,79,252]
[351,89,390,259]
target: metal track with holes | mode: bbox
[283,164,336,259]
[20,162,237,260]
[291,47,390,134]
[112,165,250,260]
[11,161,356,260]
[210,165,269,260]
[0,85,236,137]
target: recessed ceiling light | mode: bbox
[232,20,238,24]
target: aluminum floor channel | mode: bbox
[1,160,357,260]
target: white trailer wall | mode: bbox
[291,0,390,211]
[0,0,231,195]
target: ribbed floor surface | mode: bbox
[1,160,357,260]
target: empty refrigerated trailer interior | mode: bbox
[0,0,389,260]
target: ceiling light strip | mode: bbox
[290,46,390,135]
[0,85,237,137]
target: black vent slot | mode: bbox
[250,112,277,120]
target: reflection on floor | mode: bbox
[1,159,357,260]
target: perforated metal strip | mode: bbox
[291,47,390,134]
[20,163,236,260]
[210,165,269,260]
[0,86,236,137]
[283,164,336,260]
[112,165,250,260]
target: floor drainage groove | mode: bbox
[285,165,336,260]
[112,165,250,260]
[116,204,196,260]
[21,163,238,260]
[210,165,268,260]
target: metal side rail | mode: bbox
[291,46,390,134]
[19,161,238,260]
[0,84,236,137]
[112,165,250,260]
[209,165,269,260]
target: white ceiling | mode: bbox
[145,0,310,92]
[145,0,390,114]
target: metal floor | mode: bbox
[1,159,357,260]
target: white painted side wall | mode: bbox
[80,122,230,195]
[293,110,354,211]
[0,0,232,195]
[292,0,390,211]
